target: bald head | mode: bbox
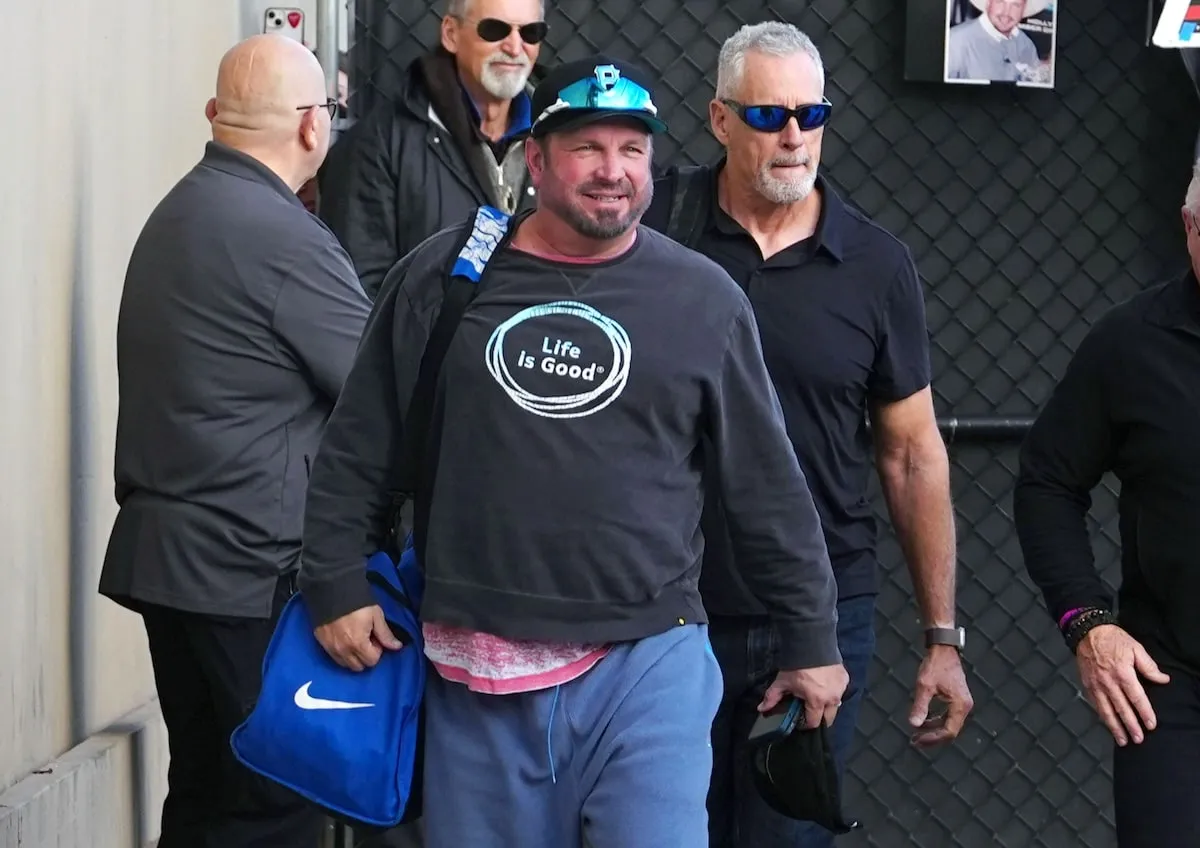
[210,34,325,134]
[206,34,332,189]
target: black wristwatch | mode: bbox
[925,626,966,652]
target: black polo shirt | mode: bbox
[642,162,932,611]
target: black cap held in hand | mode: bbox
[749,719,859,835]
[530,55,668,138]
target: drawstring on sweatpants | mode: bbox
[547,684,561,784]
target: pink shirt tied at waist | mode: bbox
[423,622,611,695]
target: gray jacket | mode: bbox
[99,142,371,618]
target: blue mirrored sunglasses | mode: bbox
[535,65,662,127]
[721,98,833,133]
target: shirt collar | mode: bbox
[706,156,846,263]
[199,141,304,208]
[1183,269,1200,325]
[1143,268,1200,333]
[461,83,533,140]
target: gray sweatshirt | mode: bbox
[299,215,841,670]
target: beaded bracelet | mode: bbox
[1057,606,1088,629]
[1063,607,1118,654]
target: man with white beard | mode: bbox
[643,21,974,848]
[318,0,545,298]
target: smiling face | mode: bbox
[710,49,825,206]
[442,0,544,101]
[986,0,1026,35]
[527,118,655,240]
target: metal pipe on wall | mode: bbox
[867,415,1035,444]
[937,416,1036,444]
[315,0,339,97]
[68,141,92,747]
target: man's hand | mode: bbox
[314,605,404,672]
[1076,624,1170,746]
[760,664,850,729]
[909,645,973,748]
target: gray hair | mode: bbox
[447,0,545,17]
[715,22,825,100]
[1186,160,1200,213]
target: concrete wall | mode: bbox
[0,0,240,844]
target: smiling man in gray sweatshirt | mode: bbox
[299,56,846,847]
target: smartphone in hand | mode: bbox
[749,698,804,744]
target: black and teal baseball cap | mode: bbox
[530,56,668,139]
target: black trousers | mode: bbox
[353,824,423,847]
[1112,668,1200,847]
[141,579,324,848]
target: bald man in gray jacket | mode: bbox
[99,34,370,848]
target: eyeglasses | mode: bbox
[296,98,338,119]
[721,99,833,133]
[465,17,548,44]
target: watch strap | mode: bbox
[925,626,965,651]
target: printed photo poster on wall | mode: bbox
[1152,0,1200,47]
[943,0,1057,88]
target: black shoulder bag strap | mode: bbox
[385,205,513,562]
[665,164,713,248]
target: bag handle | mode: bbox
[365,568,414,615]
[365,569,421,645]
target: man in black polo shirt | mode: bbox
[1013,165,1200,847]
[643,21,974,847]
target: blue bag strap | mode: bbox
[449,205,511,282]
[388,206,512,560]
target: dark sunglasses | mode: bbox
[721,98,833,133]
[470,17,548,44]
[296,98,338,119]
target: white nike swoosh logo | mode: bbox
[293,681,375,710]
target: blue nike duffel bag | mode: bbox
[230,546,426,829]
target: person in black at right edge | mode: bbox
[642,22,973,848]
[318,0,545,299]
[1013,163,1200,847]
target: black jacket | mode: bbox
[317,50,538,299]
[1014,271,1200,676]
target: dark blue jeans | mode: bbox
[707,596,876,848]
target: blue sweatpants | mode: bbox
[421,623,723,848]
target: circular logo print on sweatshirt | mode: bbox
[484,300,631,419]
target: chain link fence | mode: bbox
[342,0,1199,844]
